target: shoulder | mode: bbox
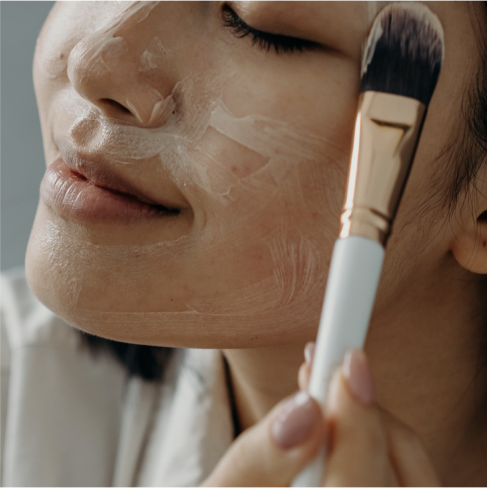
[1,267,79,351]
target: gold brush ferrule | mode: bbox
[339,91,426,247]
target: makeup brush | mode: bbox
[292,4,444,486]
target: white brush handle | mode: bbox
[292,235,384,487]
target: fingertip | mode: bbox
[327,367,344,414]
[270,391,322,450]
[298,362,311,391]
[343,349,374,405]
[206,390,325,487]
[304,342,315,366]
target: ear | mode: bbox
[450,168,487,274]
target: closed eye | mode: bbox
[221,5,319,54]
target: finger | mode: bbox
[324,349,398,487]
[380,409,441,486]
[304,342,315,366]
[298,363,311,391]
[298,342,315,391]
[202,391,326,487]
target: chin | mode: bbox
[26,203,325,348]
[26,241,322,349]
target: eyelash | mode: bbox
[221,5,318,54]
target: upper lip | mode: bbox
[54,138,183,211]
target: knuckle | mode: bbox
[387,414,424,452]
[398,425,421,449]
[225,430,255,469]
[381,407,421,447]
[363,415,387,451]
[297,363,310,391]
[364,425,387,454]
[352,414,388,454]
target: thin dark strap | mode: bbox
[223,356,242,439]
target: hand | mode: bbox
[299,345,441,486]
[202,346,441,487]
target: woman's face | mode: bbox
[27,1,476,347]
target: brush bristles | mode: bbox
[360,3,444,106]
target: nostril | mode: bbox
[99,98,132,116]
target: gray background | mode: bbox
[1,2,55,270]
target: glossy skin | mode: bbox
[27,2,487,484]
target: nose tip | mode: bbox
[67,24,174,127]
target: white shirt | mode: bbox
[1,268,234,487]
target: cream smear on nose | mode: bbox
[139,36,171,71]
[65,2,165,125]
[36,3,155,81]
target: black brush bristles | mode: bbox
[360,3,444,106]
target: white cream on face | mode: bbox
[45,79,343,311]
[58,77,342,196]
[30,1,351,347]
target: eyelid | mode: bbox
[221,4,319,54]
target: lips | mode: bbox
[41,157,181,223]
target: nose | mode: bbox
[67,2,176,126]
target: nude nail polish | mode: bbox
[271,391,320,449]
[343,349,375,405]
[304,342,315,366]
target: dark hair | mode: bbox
[78,2,487,383]
[79,330,174,381]
[441,2,487,218]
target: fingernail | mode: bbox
[304,342,315,366]
[271,391,321,449]
[343,349,374,405]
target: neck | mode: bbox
[365,286,487,488]
[367,270,487,485]
[223,342,307,431]
[223,257,487,485]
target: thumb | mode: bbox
[202,391,325,487]
[324,349,396,486]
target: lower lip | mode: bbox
[41,158,176,223]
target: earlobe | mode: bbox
[451,210,487,275]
